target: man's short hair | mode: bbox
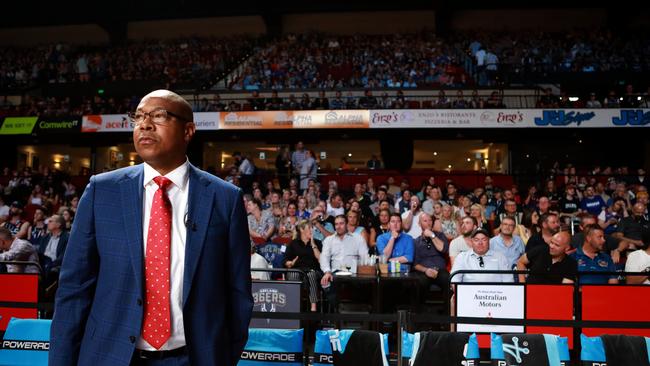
[583,224,603,238]
[334,214,348,223]
[463,216,478,227]
[540,212,558,225]
[389,213,402,221]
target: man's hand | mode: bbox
[611,250,620,264]
[321,272,333,286]
[391,230,399,240]
[423,229,434,239]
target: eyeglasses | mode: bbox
[478,256,485,268]
[127,108,188,125]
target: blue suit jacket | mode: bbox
[49,164,253,365]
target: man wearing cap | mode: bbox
[450,228,513,283]
[1,201,29,239]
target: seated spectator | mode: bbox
[248,90,265,111]
[517,231,577,284]
[370,208,391,251]
[537,88,559,108]
[319,215,369,308]
[310,202,335,242]
[2,201,30,239]
[296,197,311,220]
[284,220,323,311]
[327,193,345,217]
[514,208,539,245]
[434,203,459,242]
[346,209,369,245]
[0,227,39,273]
[450,228,513,283]
[247,198,275,242]
[526,212,560,253]
[278,201,300,239]
[585,92,602,108]
[490,216,525,269]
[0,196,9,223]
[312,91,329,110]
[250,242,271,281]
[448,216,477,266]
[27,206,47,243]
[625,230,650,285]
[422,186,443,216]
[613,202,650,251]
[402,195,424,239]
[265,90,284,110]
[493,199,523,235]
[366,155,382,170]
[329,91,346,110]
[35,214,68,285]
[598,197,628,235]
[571,224,618,284]
[376,213,414,264]
[580,185,607,216]
[413,213,451,299]
[358,90,378,109]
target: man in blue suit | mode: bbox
[50,90,253,365]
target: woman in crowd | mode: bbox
[434,203,459,242]
[346,209,369,245]
[247,198,275,243]
[431,202,443,221]
[284,220,322,312]
[458,195,472,218]
[296,197,311,219]
[470,203,491,232]
[28,184,44,206]
[514,208,539,244]
[278,201,300,239]
[28,206,47,243]
[478,193,496,221]
[369,208,391,251]
[61,208,74,232]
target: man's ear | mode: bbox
[184,122,196,143]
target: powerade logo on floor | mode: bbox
[612,110,650,125]
[1,340,49,351]
[534,110,595,126]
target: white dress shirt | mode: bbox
[450,249,513,283]
[137,161,189,350]
[319,233,368,274]
[44,234,61,262]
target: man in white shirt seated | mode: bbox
[625,230,650,285]
[319,215,369,311]
[450,228,513,283]
[250,242,271,281]
[449,216,477,266]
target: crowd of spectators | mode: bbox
[463,29,650,86]
[0,36,259,90]
[229,32,469,91]
[1,154,648,313]
[0,166,80,294]
[229,143,650,312]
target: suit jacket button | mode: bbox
[137,299,143,306]
[129,336,136,343]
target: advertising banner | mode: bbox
[456,284,525,334]
[219,111,294,130]
[82,114,131,132]
[369,108,650,128]
[250,281,301,329]
[192,112,219,130]
[32,117,81,134]
[0,117,38,135]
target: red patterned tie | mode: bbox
[142,176,172,349]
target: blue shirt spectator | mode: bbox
[580,192,607,216]
[490,234,525,268]
[571,246,617,284]
[376,232,414,263]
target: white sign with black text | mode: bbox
[456,284,524,333]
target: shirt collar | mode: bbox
[470,249,493,257]
[143,159,190,192]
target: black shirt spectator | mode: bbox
[265,91,284,110]
[248,91,265,111]
[525,245,577,284]
[413,232,449,270]
[284,238,323,271]
[558,194,580,214]
[358,90,378,109]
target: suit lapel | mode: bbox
[183,165,211,306]
[120,165,145,295]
